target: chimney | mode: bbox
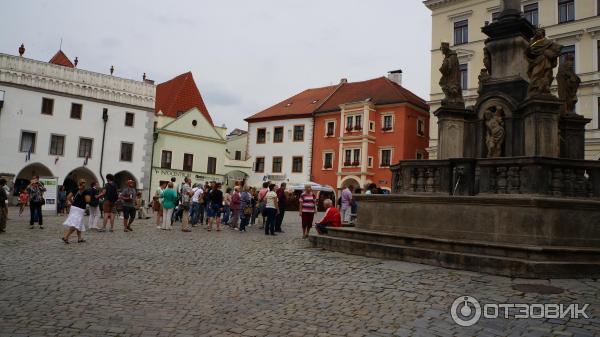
[388,69,403,86]
[340,78,348,84]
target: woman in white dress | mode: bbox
[62,179,91,244]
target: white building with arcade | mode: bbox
[0,46,156,203]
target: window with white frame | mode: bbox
[382,114,393,131]
[20,131,36,153]
[454,20,468,45]
[345,115,363,132]
[344,149,352,166]
[416,151,425,160]
[78,138,93,158]
[368,156,373,168]
[558,0,575,23]
[459,64,468,90]
[523,3,539,26]
[323,152,333,169]
[326,121,335,136]
[272,156,283,173]
[353,149,361,165]
[355,115,362,130]
[369,121,375,132]
[560,45,576,71]
[49,134,65,156]
[273,126,284,143]
[380,149,392,167]
[417,119,426,136]
[292,156,303,173]
[345,116,353,131]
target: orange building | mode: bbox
[311,73,429,192]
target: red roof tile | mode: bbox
[49,50,74,68]
[315,77,429,113]
[245,84,340,122]
[156,72,213,125]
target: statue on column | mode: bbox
[484,106,505,158]
[556,53,581,115]
[478,47,492,94]
[526,28,563,98]
[439,42,464,108]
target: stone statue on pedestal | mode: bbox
[484,106,505,158]
[556,54,581,115]
[439,42,464,107]
[478,47,492,94]
[526,28,563,98]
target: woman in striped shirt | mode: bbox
[299,184,317,238]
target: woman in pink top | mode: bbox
[298,184,317,238]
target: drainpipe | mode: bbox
[147,129,158,202]
[99,108,108,185]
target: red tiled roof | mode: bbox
[315,77,429,113]
[155,72,213,125]
[49,50,74,68]
[245,84,340,122]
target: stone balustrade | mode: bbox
[392,156,600,198]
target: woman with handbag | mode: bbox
[62,179,91,244]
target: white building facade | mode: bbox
[0,52,155,201]
[246,117,314,187]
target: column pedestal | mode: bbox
[434,106,472,160]
[560,113,591,159]
[521,96,561,157]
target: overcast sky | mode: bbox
[1,0,432,131]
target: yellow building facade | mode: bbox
[149,108,251,196]
[425,0,600,159]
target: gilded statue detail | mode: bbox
[526,28,563,98]
[556,53,581,115]
[439,42,465,108]
[484,106,505,158]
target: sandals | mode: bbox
[78,239,86,243]
[61,237,69,244]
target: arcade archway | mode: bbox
[63,167,98,194]
[340,176,361,190]
[114,171,138,190]
[14,162,54,196]
[225,170,249,187]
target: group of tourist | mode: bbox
[150,177,345,238]
[151,178,287,235]
[0,173,350,242]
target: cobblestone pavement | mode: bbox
[1,208,599,337]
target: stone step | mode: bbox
[324,227,600,262]
[309,233,600,278]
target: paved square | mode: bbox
[1,209,599,337]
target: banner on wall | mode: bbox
[39,177,58,213]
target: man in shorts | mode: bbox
[120,180,137,232]
[100,174,118,232]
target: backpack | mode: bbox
[105,182,118,202]
[0,187,7,207]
